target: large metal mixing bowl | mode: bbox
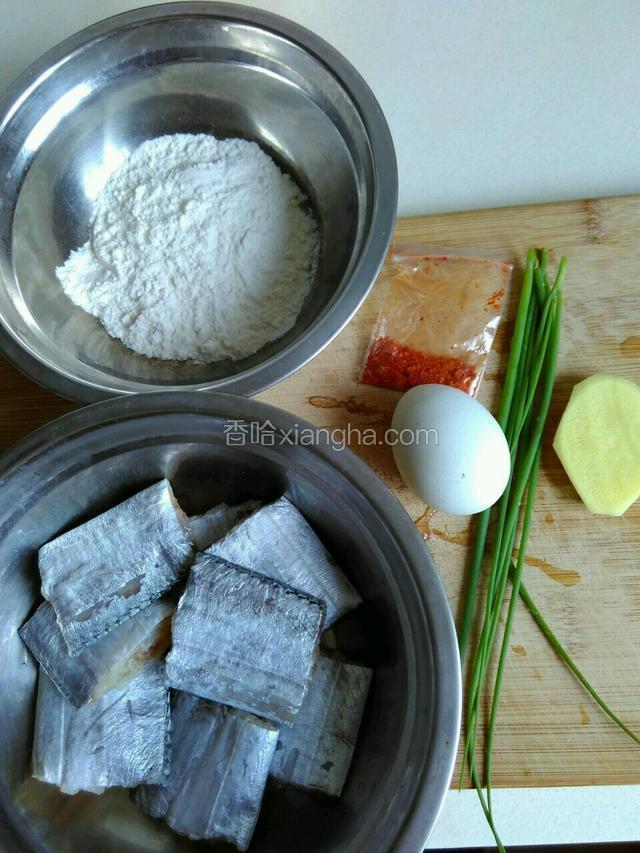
[0,3,397,402]
[0,392,460,853]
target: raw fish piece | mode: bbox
[39,480,192,654]
[187,499,261,551]
[270,654,372,797]
[135,692,277,850]
[19,599,173,708]
[166,555,325,725]
[32,662,168,795]
[207,496,361,626]
[134,782,169,820]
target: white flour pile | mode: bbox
[56,134,319,362]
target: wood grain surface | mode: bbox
[1,195,639,788]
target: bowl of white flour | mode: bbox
[0,3,397,401]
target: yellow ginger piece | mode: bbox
[553,374,640,516]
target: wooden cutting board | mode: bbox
[1,195,639,788]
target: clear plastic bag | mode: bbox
[360,247,513,395]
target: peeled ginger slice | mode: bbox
[553,374,640,516]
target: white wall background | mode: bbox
[1,0,639,217]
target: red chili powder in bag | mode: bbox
[360,251,512,395]
[361,336,478,393]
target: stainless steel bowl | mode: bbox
[0,392,460,853]
[0,3,397,402]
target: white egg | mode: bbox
[391,384,510,515]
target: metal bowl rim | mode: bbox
[0,2,398,403]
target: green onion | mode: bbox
[486,444,541,815]
[462,266,562,837]
[516,578,640,748]
[458,250,640,849]
[458,250,537,659]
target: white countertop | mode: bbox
[2,0,639,848]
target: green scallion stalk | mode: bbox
[516,578,640,748]
[457,250,537,660]
[461,251,562,848]
[479,288,562,676]
[459,251,640,851]
[466,285,561,741]
[486,444,541,814]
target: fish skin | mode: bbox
[166,555,325,726]
[187,499,261,551]
[32,662,169,795]
[19,599,173,708]
[270,654,372,797]
[206,496,361,627]
[38,480,192,654]
[135,692,278,851]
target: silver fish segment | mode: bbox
[19,599,173,708]
[134,780,169,820]
[135,692,278,850]
[270,654,372,797]
[38,480,193,654]
[187,499,261,551]
[32,662,169,795]
[206,496,361,627]
[166,555,325,725]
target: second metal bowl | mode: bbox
[0,3,397,402]
[0,392,460,852]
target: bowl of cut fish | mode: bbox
[0,392,460,852]
[0,2,397,402]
